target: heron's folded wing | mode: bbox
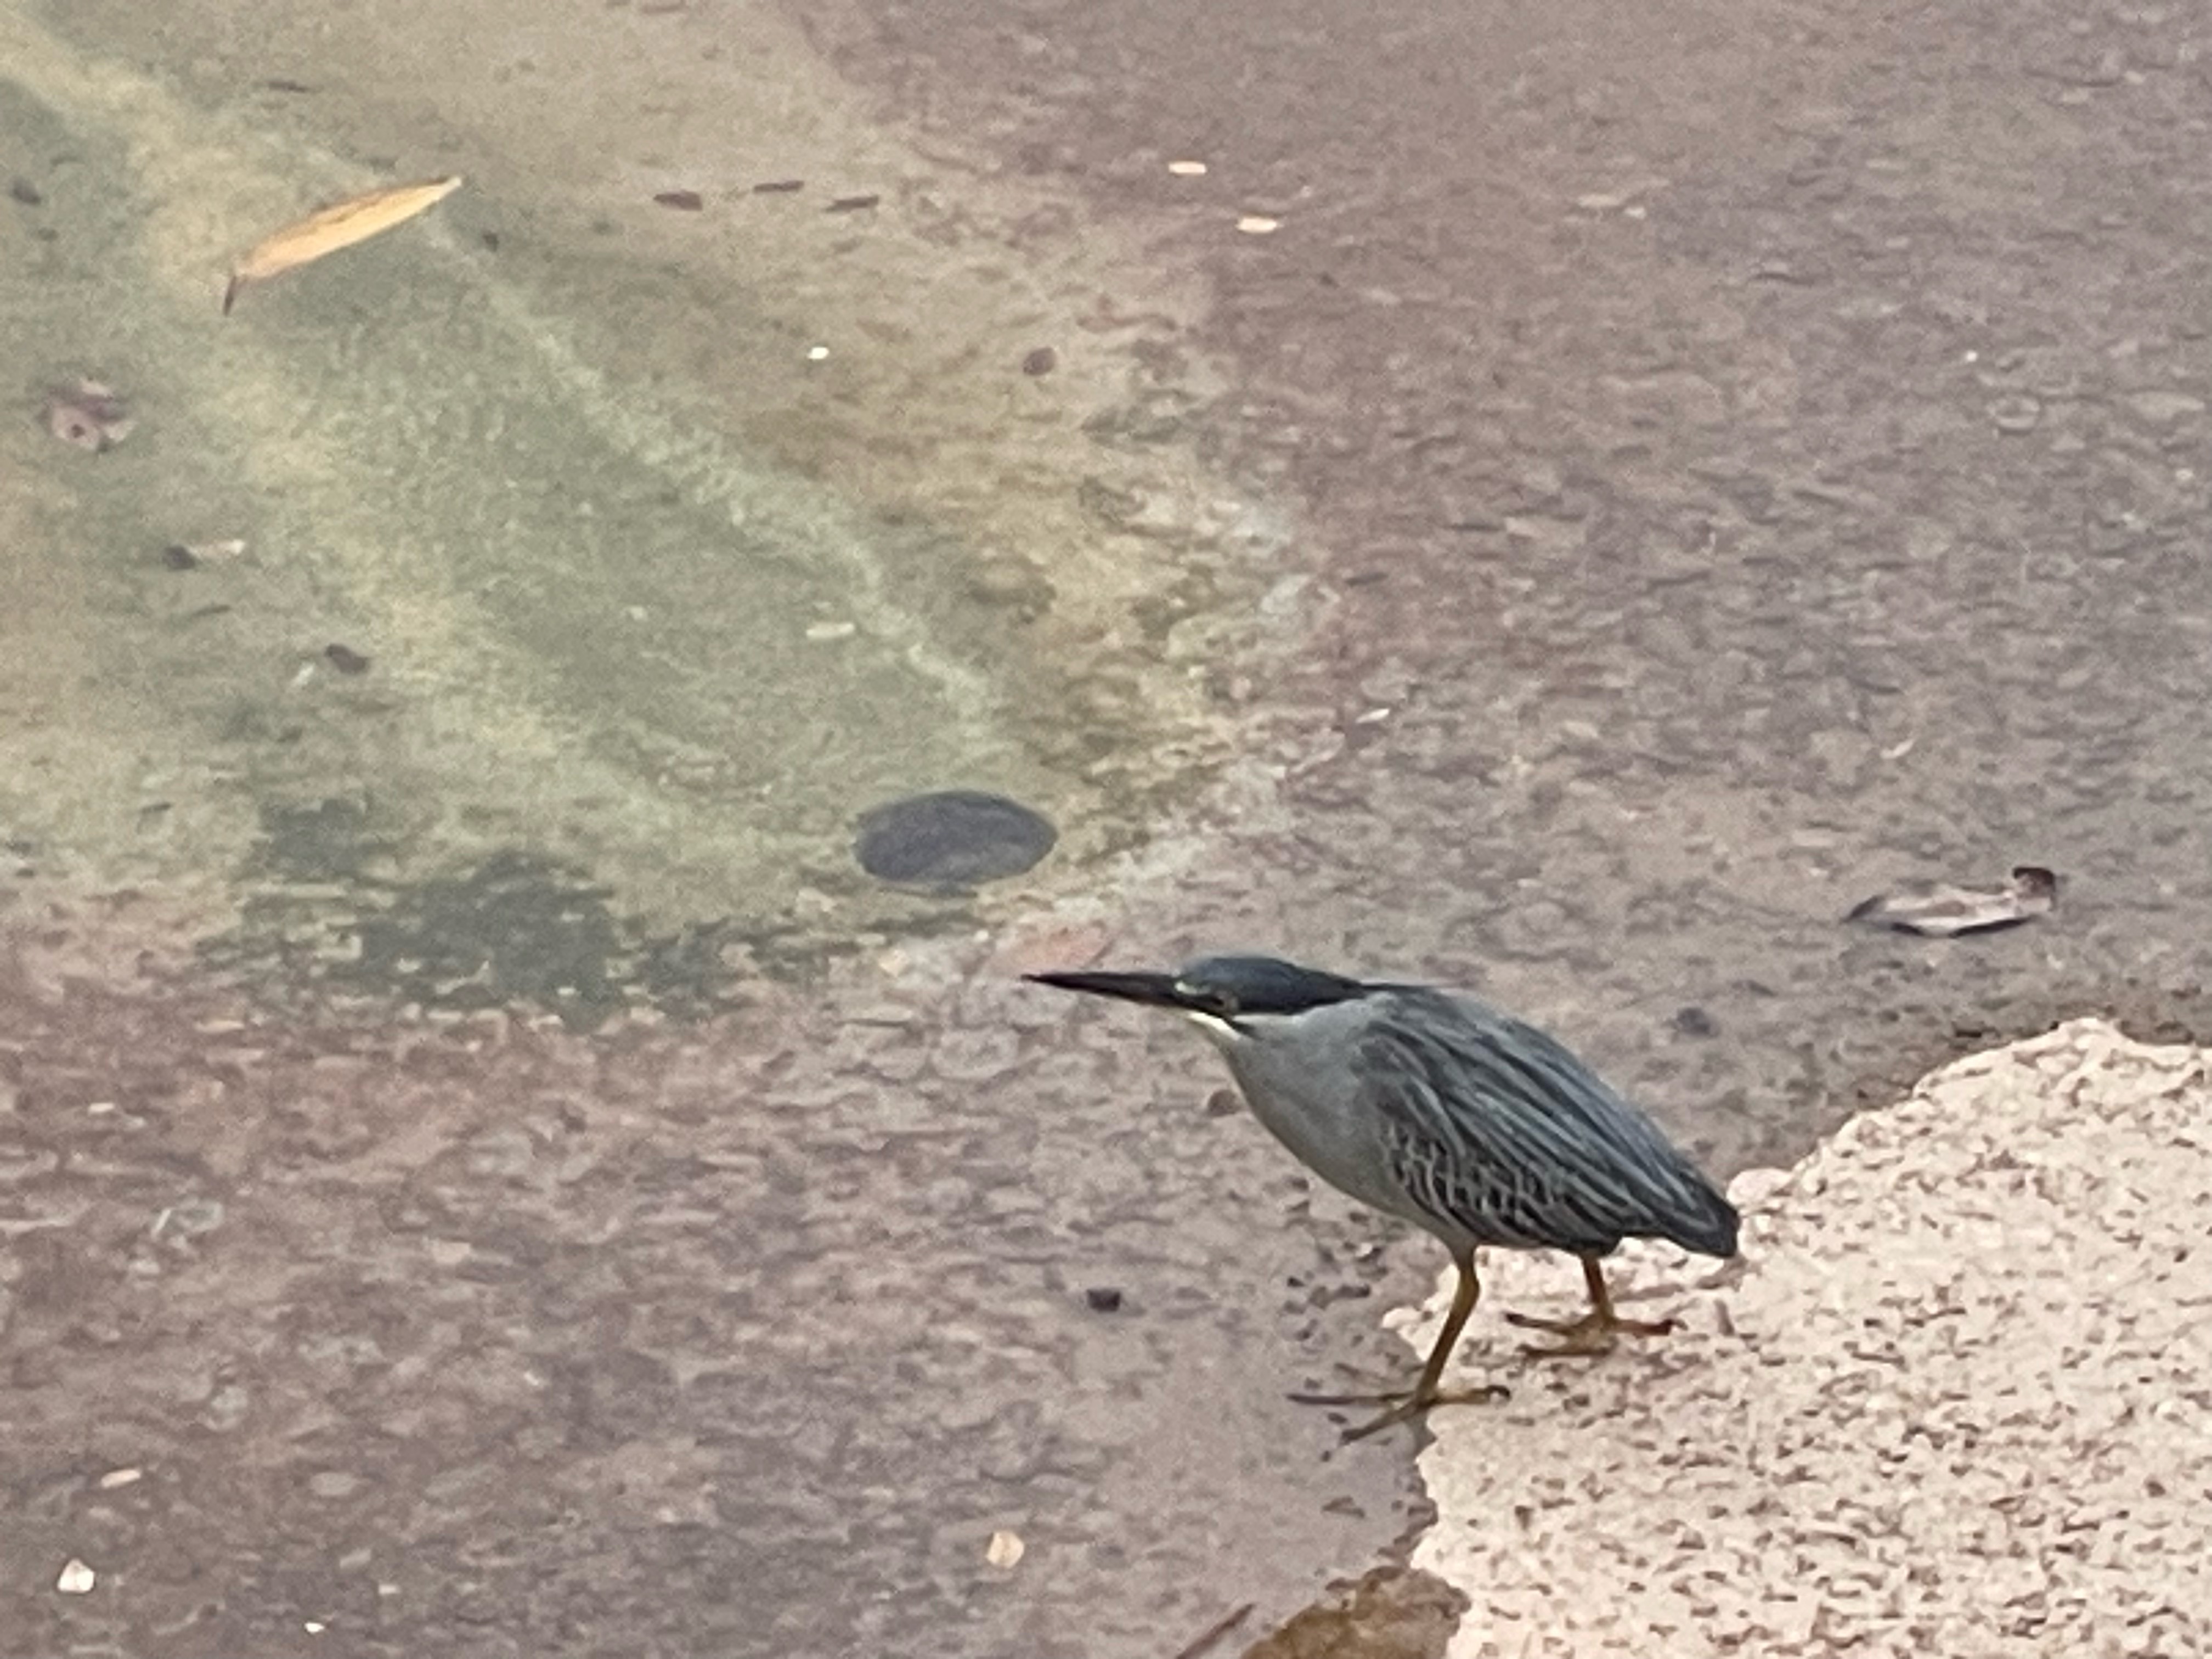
[1357,991,1734,1256]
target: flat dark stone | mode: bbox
[852,789,1057,887]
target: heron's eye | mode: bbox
[1177,982,1238,1019]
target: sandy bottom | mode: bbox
[1404,1019,2209,1657]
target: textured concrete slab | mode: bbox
[1406,1019,2210,1656]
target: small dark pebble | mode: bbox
[480,230,501,252]
[1022,347,1058,376]
[1204,1088,1242,1118]
[852,789,1057,887]
[1671,1005,1719,1038]
[160,544,199,571]
[1084,1287,1124,1313]
[9,177,42,206]
[50,408,102,449]
[324,644,371,675]
[825,193,881,213]
[752,178,805,194]
[653,190,704,211]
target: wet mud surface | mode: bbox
[9,0,2212,1655]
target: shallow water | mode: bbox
[2,0,1287,1012]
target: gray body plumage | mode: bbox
[1213,983,1737,1261]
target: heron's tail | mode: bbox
[1668,1177,1740,1259]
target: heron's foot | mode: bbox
[1288,1381,1510,1442]
[1504,1306,1676,1359]
[1286,1370,1417,1408]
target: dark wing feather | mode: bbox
[1357,989,1738,1257]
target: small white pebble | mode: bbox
[304,1621,326,1634]
[984,1530,1025,1568]
[86,1101,115,1116]
[1235,215,1280,234]
[806,344,830,361]
[1166,159,1208,176]
[97,1469,142,1490]
[804,620,857,641]
[57,1559,96,1595]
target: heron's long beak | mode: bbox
[1024,968,1189,1010]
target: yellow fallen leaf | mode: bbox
[224,175,463,314]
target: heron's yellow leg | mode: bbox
[1290,1250,1509,1441]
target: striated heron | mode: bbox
[1028,953,1739,1441]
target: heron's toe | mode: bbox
[1508,1308,1677,1359]
[1288,1386,1412,1408]
[1339,1383,1509,1442]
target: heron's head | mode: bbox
[1025,953,1372,1045]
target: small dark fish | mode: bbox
[159,544,199,571]
[1846,865,2059,938]
[324,644,372,675]
[825,193,880,213]
[9,177,42,206]
[1021,347,1058,376]
[653,190,704,212]
[262,77,315,93]
[751,178,805,194]
[1084,1286,1124,1313]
